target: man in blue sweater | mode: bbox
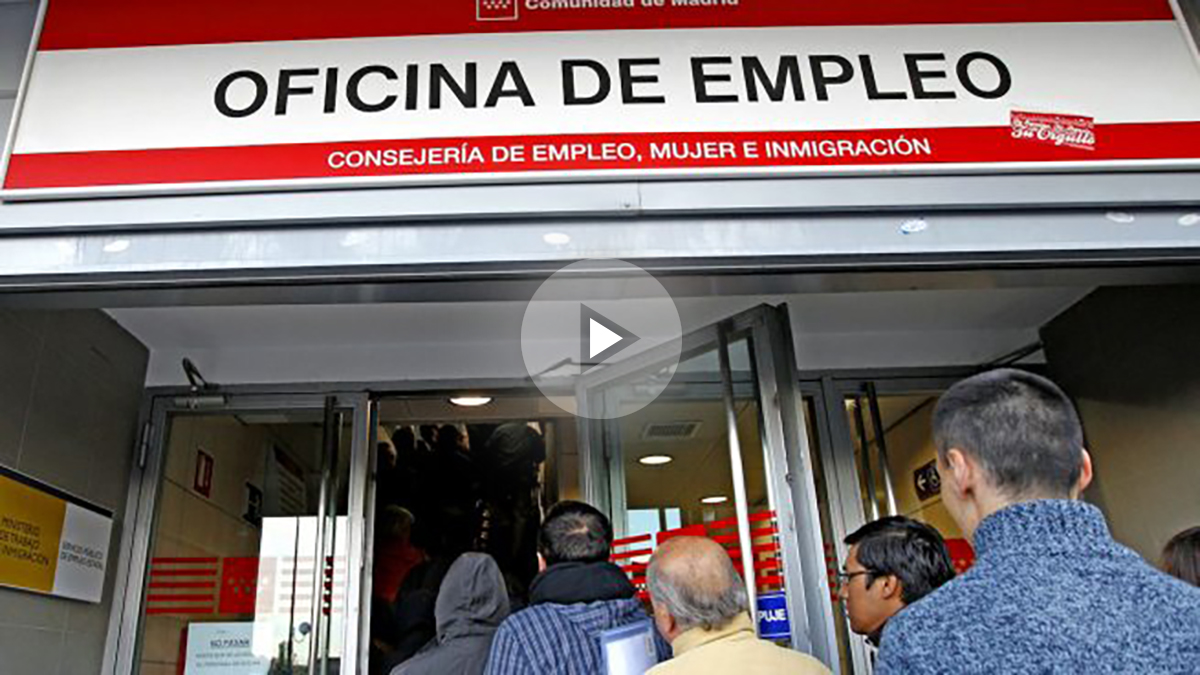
[877,369,1200,674]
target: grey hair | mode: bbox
[647,545,749,631]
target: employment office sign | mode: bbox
[4,1,1200,199]
[0,466,113,603]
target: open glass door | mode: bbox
[577,304,839,670]
[114,392,371,675]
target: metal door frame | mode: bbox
[575,303,838,667]
[797,369,982,674]
[104,390,372,675]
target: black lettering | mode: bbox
[742,56,803,102]
[958,51,1012,99]
[809,55,855,102]
[323,67,339,114]
[691,57,738,103]
[486,61,535,107]
[405,64,420,110]
[905,53,956,100]
[619,58,666,105]
[214,70,268,118]
[563,60,611,105]
[347,65,398,113]
[858,55,907,101]
[430,63,478,109]
[275,68,319,115]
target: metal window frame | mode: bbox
[105,390,372,675]
[798,369,998,674]
[575,303,835,663]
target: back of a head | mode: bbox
[933,368,1085,499]
[538,501,612,566]
[1162,526,1200,587]
[437,424,463,453]
[647,536,748,632]
[435,553,510,634]
[844,516,956,605]
[379,505,415,543]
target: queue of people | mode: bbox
[369,369,1200,675]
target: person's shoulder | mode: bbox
[497,603,566,633]
[770,643,831,674]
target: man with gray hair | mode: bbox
[645,536,830,675]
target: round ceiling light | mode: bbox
[700,495,729,505]
[449,396,493,407]
[638,455,674,466]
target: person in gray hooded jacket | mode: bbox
[392,552,510,675]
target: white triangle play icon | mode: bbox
[590,318,623,359]
[580,304,640,371]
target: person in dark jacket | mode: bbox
[484,501,671,675]
[393,553,510,675]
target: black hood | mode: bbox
[435,553,511,642]
[529,561,637,606]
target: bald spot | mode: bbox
[652,536,738,597]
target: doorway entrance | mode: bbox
[576,304,837,664]
[114,393,371,675]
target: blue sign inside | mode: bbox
[756,591,791,639]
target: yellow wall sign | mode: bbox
[0,466,113,603]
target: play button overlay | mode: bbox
[521,259,683,420]
[582,304,639,370]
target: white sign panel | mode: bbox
[184,623,273,675]
[3,0,1200,199]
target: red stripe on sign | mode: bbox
[37,0,1175,51]
[7,122,1200,191]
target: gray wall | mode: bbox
[0,0,36,141]
[0,309,148,675]
[1042,286,1200,562]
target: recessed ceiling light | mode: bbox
[543,232,571,246]
[1105,211,1136,224]
[700,495,728,504]
[102,239,131,253]
[899,218,928,234]
[638,454,674,466]
[1178,213,1200,227]
[449,396,493,407]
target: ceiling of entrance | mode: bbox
[107,286,1090,386]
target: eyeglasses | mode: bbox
[835,570,874,587]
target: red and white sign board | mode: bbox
[3,0,1200,199]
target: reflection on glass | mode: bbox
[137,410,349,675]
[601,335,790,642]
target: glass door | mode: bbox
[113,393,371,675]
[577,304,838,669]
[803,374,976,674]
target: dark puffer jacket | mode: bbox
[392,553,510,675]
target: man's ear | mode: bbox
[537,553,547,573]
[944,448,974,497]
[1074,449,1094,497]
[879,575,904,602]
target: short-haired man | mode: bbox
[839,517,955,647]
[877,369,1200,673]
[484,501,670,674]
[645,536,830,675]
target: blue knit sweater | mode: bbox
[877,500,1200,674]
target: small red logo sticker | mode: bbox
[478,0,518,21]
[1011,111,1096,151]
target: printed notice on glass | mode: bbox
[184,622,273,675]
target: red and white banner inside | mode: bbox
[3,0,1200,198]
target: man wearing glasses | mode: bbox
[838,517,956,648]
